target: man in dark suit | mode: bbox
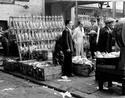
[62,20,74,77]
[89,18,98,59]
[97,18,115,52]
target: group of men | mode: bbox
[61,17,115,77]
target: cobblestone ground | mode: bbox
[0,71,71,98]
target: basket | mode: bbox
[73,63,92,77]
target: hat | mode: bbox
[104,18,115,24]
[90,18,96,22]
[88,30,96,34]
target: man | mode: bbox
[53,34,64,66]
[89,18,98,59]
[62,20,74,77]
[72,21,86,57]
[97,18,115,52]
[0,27,9,56]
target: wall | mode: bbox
[50,2,72,20]
[51,3,62,16]
[0,0,43,21]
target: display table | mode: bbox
[96,57,125,95]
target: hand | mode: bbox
[74,40,77,44]
[67,49,71,52]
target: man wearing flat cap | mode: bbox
[97,18,115,52]
[89,18,98,59]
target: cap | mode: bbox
[88,30,96,34]
[90,18,96,22]
[104,18,115,24]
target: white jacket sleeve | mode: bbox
[72,29,78,43]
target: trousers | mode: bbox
[62,52,72,76]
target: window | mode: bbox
[15,0,29,2]
[0,0,14,4]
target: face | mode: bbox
[91,21,95,26]
[79,23,83,28]
[108,22,115,29]
[99,22,104,28]
[68,21,73,29]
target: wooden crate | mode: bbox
[4,59,62,81]
[3,58,18,72]
[73,63,92,77]
[41,66,62,81]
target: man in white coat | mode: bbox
[72,21,86,57]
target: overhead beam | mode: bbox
[45,0,109,4]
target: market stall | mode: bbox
[95,18,125,95]
[3,15,65,81]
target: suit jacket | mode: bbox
[62,27,74,53]
[97,26,113,52]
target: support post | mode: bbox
[123,2,125,17]
[112,1,116,18]
[42,0,45,15]
[75,0,78,27]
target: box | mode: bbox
[3,58,18,72]
[39,65,62,81]
[4,59,62,81]
[73,63,92,77]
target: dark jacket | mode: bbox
[62,27,74,53]
[97,26,113,52]
[89,25,98,51]
[53,35,64,65]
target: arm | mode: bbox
[62,30,70,51]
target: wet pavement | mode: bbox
[2,70,125,98]
[0,72,73,98]
[0,55,125,98]
[43,76,125,98]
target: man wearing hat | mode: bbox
[97,18,115,52]
[89,18,98,59]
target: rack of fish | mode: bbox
[9,15,65,60]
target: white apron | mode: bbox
[73,26,85,56]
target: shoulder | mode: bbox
[63,28,68,32]
[100,27,109,35]
[74,27,79,32]
[100,26,107,31]
[62,28,69,35]
[63,28,69,32]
